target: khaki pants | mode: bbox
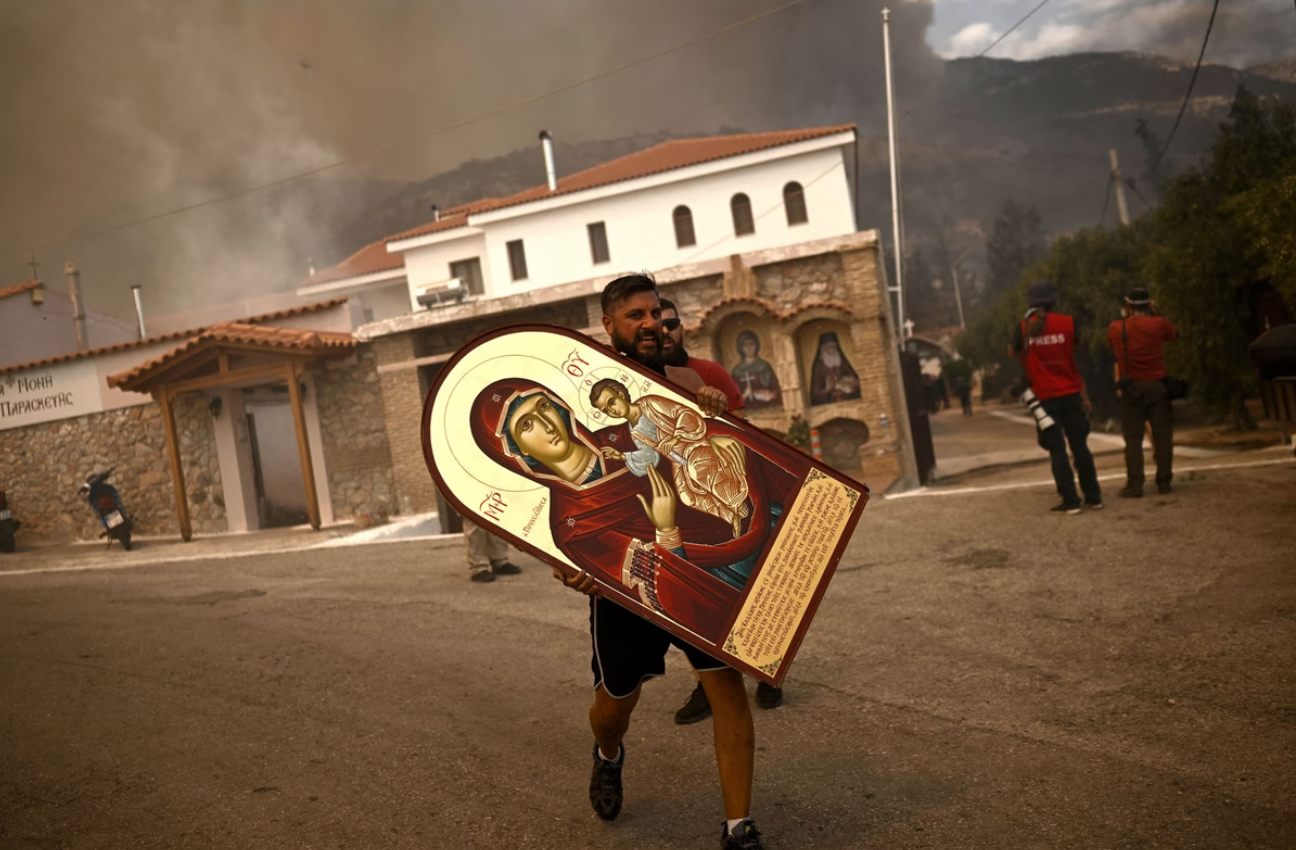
[463,518,509,576]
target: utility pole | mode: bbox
[882,7,905,340]
[951,267,966,330]
[1109,148,1130,226]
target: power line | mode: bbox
[900,0,1060,121]
[1149,0,1221,173]
[2,0,820,263]
[977,0,1057,57]
[1124,176,1151,208]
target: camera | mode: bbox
[1009,378,1056,431]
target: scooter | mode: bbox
[0,491,19,553]
[79,469,133,551]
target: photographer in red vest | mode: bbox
[1107,287,1179,497]
[1009,280,1103,514]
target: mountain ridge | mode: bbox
[318,51,1295,289]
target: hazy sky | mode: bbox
[1,0,1292,322]
[929,0,1295,66]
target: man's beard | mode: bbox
[612,326,665,369]
[662,336,689,367]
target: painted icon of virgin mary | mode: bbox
[470,378,810,642]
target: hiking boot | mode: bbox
[589,743,624,821]
[721,819,766,850]
[674,681,712,725]
[1050,502,1083,515]
[491,561,523,575]
[1157,483,1173,495]
[1119,486,1143,499]
[469,570,496,583]
[755,682,784,710]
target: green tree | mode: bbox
[957,220,1155,416]
[904,246,961,334]
[1227,171,1296,309]
[984,199,1048,305]
[1146,86,1296,426]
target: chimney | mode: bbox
[539,130,557,192]
[65,260,88,351]
[307,257,316,276]
[431,203,440,222]
[30,281,44,305]
[131,285,148,339]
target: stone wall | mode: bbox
[413,299,590,357]
[314,347,396,521]
[677,240,912,484]
[753,252,848,311]
[0,394,225,542]
[373,335,437,514]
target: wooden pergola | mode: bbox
[107,322,355,541]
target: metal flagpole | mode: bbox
[952,267,966,329]
[882,8,905,341]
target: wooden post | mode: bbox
[287,363,321,530]
[158,389,193,542]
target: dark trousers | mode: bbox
[1038,393,1102,506]
[1121,380,1173,488]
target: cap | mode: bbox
[1026,280,1058,308]
[1125,287,1151,307]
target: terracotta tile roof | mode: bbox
[384,208,477,244]
[302,240,406,287]
[477,125,857,217]
[0,279,41,301]
[0,297,350,375]
[106,322,355,389]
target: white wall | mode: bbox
[478,146,853,298]
[400,232,490,295]
[148,292,309,335]
[355,284,418,323]
[0,301,360,431]
[0,291,138,370]
[395,145,854,304]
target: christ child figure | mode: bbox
[590,378,750,538]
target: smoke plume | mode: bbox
[1,0,939,321]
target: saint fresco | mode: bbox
[809,331,861,405]
[423,324,869,684]
[729,330,783,411]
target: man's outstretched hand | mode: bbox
[553,567,598,596]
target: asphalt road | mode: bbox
[2,460,1294,849]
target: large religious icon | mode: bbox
[729,330,783,411]
[423,324,869,685]
[809,331,862,405]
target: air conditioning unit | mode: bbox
[415,277,466,309]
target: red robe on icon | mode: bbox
[470,378,809,644]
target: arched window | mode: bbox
[731,193,755,236]
[673,205,696,248]
[783,181,808,226]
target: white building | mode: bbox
[298,125,858,322]
[0,278,138,368]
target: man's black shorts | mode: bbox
[590,596,728,698]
